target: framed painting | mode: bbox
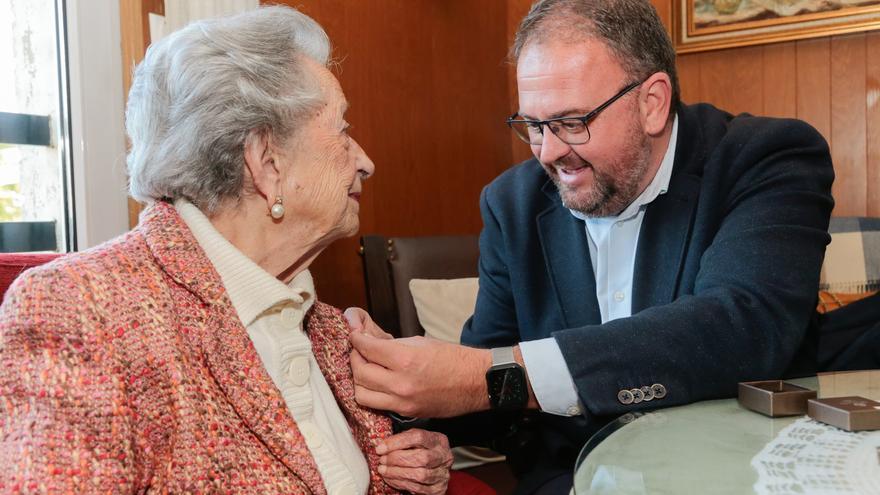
[673,0,880,53]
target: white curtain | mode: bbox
[149,0,260,43]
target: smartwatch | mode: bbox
[486,346,528,410]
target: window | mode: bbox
[0,0,74,252]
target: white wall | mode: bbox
[151,0,259,40]
[66,0,129,249]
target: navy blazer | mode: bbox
[460,103,834,481]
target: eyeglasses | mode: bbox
[506,80,643,146]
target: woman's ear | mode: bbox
[639,72,673,137]
[243,127,282,205]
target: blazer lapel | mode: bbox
[536,181,601,328]
[305,303,395,494]
[632,110,704,313]
[140,202,327,495]
[631,174,700,313]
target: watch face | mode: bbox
[487,365,527,409]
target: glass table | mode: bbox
[573,377,880,494]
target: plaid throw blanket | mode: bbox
[819,217,880,293]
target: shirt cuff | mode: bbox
[519,338,583,416]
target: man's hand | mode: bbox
[343,307,393,340]
[376,429,453,495]
[344,307,492,418]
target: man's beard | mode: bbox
[547,122,652,217]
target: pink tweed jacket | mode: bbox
[0,201,397,495]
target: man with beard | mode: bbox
[346,0,834,492]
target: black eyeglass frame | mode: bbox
[506,79,644,145]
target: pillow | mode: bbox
[817,217,880,313]
[0,253,61,301]
[408,277,479,343]
[820,218,880,294]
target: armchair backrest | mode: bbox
[360,235,479,338]
[0,253,61,301]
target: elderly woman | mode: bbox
[0,6,452,495]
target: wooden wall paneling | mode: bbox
[292,0,404,309]
[509,134,535,165]
[668,0,701,106]
[697,46,764,116]
[676,53,701,103]
[427,1,515,232]
[830,34,868,216]
[294,0,429,308]
[508,0,536,165]
[795,38,832,146]
[119,2,143,106]
[120,0,165,228]
[115,0,880,305]
[650,6,880,218]
[651,0,673,34]
[761,43,797,119]
[119,0,145,229]
[867,32,880,216]
[287,0,515,307]
[119,0,164,98]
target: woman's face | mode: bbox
[277,62,375,243]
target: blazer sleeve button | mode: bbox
[630,388,644,404]
[640,385,654,401]
[618,389,634,405]
[651,383,667,399]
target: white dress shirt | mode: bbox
[176,200,369,495]
[520,116,679,416]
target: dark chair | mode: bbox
[360,234,480,338]
[359,234,517,495]
[815,217,880,372]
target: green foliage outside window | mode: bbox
[0,144,22,222]
[0,183,21,221]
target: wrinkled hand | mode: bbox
[344,307,491,418]
[376,429,453,495]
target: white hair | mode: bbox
[125,5,331,213]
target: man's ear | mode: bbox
[243,127,282,206]
[639,72,673,137]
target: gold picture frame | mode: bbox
[673,0,880,53]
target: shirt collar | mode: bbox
[569,114,678,222]
[174,199,315,327]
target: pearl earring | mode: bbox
[270,196,285,219]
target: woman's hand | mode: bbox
[376,428,453,495]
